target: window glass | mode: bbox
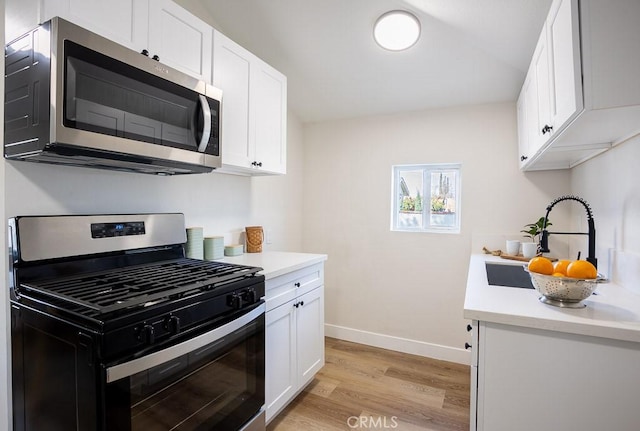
[392,164,461,233]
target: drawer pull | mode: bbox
[465,342,472,350]
[294,282,301,288]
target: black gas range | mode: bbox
[9,214,266,431]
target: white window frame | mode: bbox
[391,163,462,234]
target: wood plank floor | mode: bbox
[267,337,470,431]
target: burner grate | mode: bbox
[19,259,261,315]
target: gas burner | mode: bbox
[19,258,262,315]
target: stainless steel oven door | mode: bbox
[104,303,265,431]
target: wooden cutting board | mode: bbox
[500,254,558,262]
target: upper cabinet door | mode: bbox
[212,30,288,176]
[517,77,533,168]
[148,0,212,82]
[212,31,253,169]
[252,62,287,175]
[530,25,552,155]
[547,0,582,133]
[40,0,149,52]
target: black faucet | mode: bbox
[539,195,597,269]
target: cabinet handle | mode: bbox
[141,49,149,57]
[465,342,472,350]
[466,324,472,332]
[152,54,160,62]
[520,155,528,162]
[541,124,553,135]
[294,302,299,308]
[251,161,263,167]
[299,301,304,307]
[294,282,301,288]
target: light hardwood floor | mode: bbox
[267,337,470,431]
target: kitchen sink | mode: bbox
[485,262,534,289]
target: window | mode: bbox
[391,164,461,233]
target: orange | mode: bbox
[528,256,554,275]
[553,260,571,276]
[566,260,597,279]
[552,272,565,277]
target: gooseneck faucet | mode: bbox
[539,195,597,269]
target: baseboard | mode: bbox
[325,323,471,365]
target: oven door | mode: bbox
[104,303,265,431]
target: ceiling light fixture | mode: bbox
[373,10,421,51]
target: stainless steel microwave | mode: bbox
[4,17,222,175]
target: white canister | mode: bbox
[506,240,520,256]
[521,242,538,259]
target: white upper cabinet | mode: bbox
[518,0,640,170]
[148,0,212,82]
[36,0,212,83]
[516,74,534,168]
[252,62,288,174]
[212,32,252,170]
[40,0,149,52]
[547,0,582,133]
[530,24,552,156]
[213,31,287,175]
[517,26,552,166]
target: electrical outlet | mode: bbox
[265,229,273,244]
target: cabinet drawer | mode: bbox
[265,263,323,311]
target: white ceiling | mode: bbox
[200,0,553,123]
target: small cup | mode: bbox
[506,240,520,256]
[521,242,538,259]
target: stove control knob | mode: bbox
[243,288,257,304]
[138,323,155,345]
[164,315,181,335]
[228,293,242,310]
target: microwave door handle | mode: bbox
[197,95,212,153]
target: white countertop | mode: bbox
[219,251,327,280]
[464,254,640,343]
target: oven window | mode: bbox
[63,40,219,154]
[106,314,264,431]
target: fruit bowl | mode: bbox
[524,267,608,308]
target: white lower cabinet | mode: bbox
[295,287,324,385]
[472,321,640,431]
[468,321,479,431]
[265,263,325,423]
[265,295,297,421]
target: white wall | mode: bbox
[570,135,640,289]
[4,113,304,250]
[302,102,571,363]
[250,111,305,250]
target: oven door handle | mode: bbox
[106,303,264,383]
